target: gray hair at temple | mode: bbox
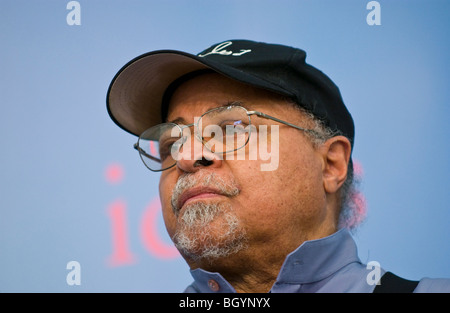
[285,99,365,231]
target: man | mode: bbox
[107,39,450,293]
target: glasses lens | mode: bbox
[137,123,182,171]
[200,106,251,153]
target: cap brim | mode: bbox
[107,50,295,136]
[107,50,214,136]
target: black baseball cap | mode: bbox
[107,39,354,148]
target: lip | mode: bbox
[177,187,225,211]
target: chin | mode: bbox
[172,201,248,264]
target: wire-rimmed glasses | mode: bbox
[134,105,319,172]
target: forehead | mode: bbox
[166,72,294,123]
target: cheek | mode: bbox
[277,139,325,210]
[230,138,325,232]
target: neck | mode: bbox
[185,224,338,292]
[186,231,312,292]
[188,248,286,293]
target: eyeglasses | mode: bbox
[134,105,321,172]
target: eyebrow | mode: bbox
[166,117,188,125]
[166,101,250,124]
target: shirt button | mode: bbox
[208,279,220,292]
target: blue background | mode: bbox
[1,0,449,292]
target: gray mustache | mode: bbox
[171,172,240,214]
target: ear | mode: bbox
[319,136,352,194]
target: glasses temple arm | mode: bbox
[248,111,322,137]
[133,143,162,163]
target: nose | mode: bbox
[193,157,214,167]
[175,134,222,174]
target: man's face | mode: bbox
[158,73,337,269]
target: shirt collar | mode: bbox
[275,228,360,284]
[188,229,360,292]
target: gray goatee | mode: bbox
[170,172,247,262]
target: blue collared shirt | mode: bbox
[184,229,450,293]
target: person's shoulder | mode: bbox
[414,277,450,293]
